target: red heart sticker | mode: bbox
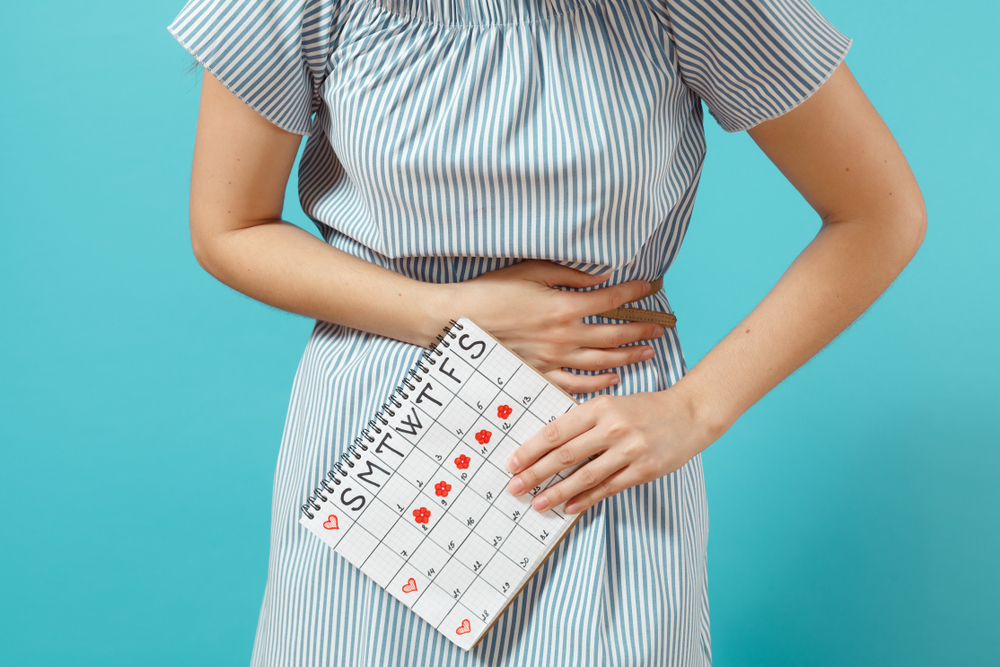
[401,577,418,594]
[456,618,471,635]
[322,514,339,530]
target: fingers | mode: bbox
[499,262,657,314]
[562,467,642,514]
[575,279,652,318]
[540,335,659,392]
[533,321,661,374]
[505,406,596,477]
[531,457,634,512]
[507,428,610,503]
[561,345,655,372]
[518,260,612,289]
[577,322,665,349]
[542,368,620,395]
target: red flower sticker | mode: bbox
[497,404,513,419]
[413,507,431,524]
[454,454,471,470]
[434,481,452,497]
[475,429,492,444]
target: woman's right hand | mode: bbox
[188,72,664,381]
[438,260,665,395]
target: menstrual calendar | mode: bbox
[299,317,584,650]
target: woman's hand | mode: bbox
[502,62,927,515]
[504,388,713,514]
[189,74,664,369]
[440,260,666,395]
[188,73,664,361]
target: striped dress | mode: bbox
[168,1,850,664]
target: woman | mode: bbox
[168,0,925,664]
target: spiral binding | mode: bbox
[301,319,465,519]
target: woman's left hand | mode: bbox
[505,388,716,514]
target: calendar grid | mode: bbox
[347,368,515,612]
[337,391,571,604]
[410,343,573,624]
[300,318,584,650]
[352,376,471,607]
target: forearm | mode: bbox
[674,211,925,444]
[503,64,929,514]
[189,71,458,348]
[194,219,451,347]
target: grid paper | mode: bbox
[299,318,581,651]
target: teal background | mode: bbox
[1,0,996,665]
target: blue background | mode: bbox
[1,1,996,665]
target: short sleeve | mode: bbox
[168,0,335,135]
[663,0,852,132]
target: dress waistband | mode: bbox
[594,276,677,328]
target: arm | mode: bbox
[188,72,665,393]
[505,62,927,513]
[685,62,926,438]
[188,70,452,347]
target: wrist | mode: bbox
[666,371,737,453]
[413,280,473,347]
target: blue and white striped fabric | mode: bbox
[169,1,850,664]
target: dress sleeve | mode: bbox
[663,0,852,132]
[167,0,335,135]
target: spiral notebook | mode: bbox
[299,317,586,650]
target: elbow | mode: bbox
[872,202,926,280]
[823,187,927,273]
[190,227,211,273]
[898,190,927,264]
[190,227,208,270]
[865,185,927,268]
[188,212,220,277]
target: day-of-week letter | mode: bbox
[339,487,367,512]
[437,356,463,384]
[457,334,487,360]
[376,431,404,458]
[394,406,424,436]
[415,382,442,407]
[357,459,392,489]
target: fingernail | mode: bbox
[506,456,519,473]
[565,502,580,514]
[533,495,550,511]
[607,374,620,386]
[641,281,651,295]
[507,477,524,495]
[641,348,654,360]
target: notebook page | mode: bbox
[299,318,584,650]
